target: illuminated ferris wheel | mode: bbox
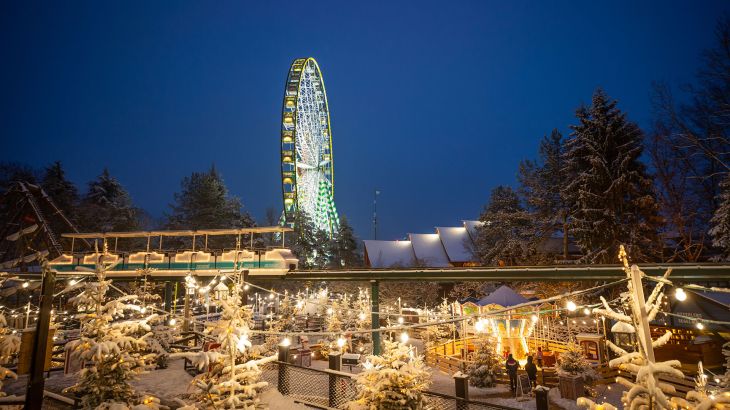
[281,57,339,235]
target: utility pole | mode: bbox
[372,189,380,240]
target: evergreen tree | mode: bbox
[79,169,140,233]
[709,173,730,260]
[166,166,254,248]
[289,210,318,268]
[352,340,431,410]
[40,161,79,222]
[475,186,534,265]
[519,129,571,261]
[0,161,37,192]
[562,89,660,263]
[328,216,362,268]
[0,313,19,396]
[467,331,503,388]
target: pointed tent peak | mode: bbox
[476,285,528,307]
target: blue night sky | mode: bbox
[1,1,728,241]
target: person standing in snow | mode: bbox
[525,356,538,389]
[505,354,519,392]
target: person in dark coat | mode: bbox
[525,355,538,389]
[505,354,519,392]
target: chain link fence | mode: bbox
[261,361,519,410]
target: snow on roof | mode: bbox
[463,220,483,242]
[611,321,635,333]
[409,233,451,267]
[436,227,477,263]
[476,285,528,307]
[363,240,416,268]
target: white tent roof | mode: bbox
[409,234,450,267]
[363,240,417,268]
[476,285,528,307]
[436,227,477,263]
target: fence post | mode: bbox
[454,373,469,410]
[328,352,342,408]
[370,280,380,355]
[278,344,290,395]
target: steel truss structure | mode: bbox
[281,57,339,236]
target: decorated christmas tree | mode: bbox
[319,299,344,359]
[351,339,431,409]
[467,330,503,387]
[174,274,273,408]
[63,244,160,409]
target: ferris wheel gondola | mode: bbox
[280,57,339,235]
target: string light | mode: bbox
[696,322,704,330]
[280,337,291,347]
[22,281,29,289]
[397,317,404,324]
[168,318,177,326]
[337,337,346,348]
[531,314,538,322]
[675,288,687,301]
[400,332,409,344]
[583,308,590,315]
[566,301,577,312]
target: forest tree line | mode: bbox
[476,17,730,265]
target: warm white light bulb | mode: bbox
[474,320,485,333]
[397,317,404,324]
[400,332,409,344]
[358,313,366,321]
[243,284,250,290]
[531,315,538,323]
[68,279,77,286]
[566,301,577,312]
[337,337,346,348]
[22,281,29,289]
[280,337,291,347]
[327,308,334,315]
[696,322,704,330]
[675,288,687,301]
[169,318,177,326]
[583,308,591,315]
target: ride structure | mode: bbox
[280,57,339,236]
[48,226,298,277]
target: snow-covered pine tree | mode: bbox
[79,169,140,233]
[582,246,683,410]
[329,216,362,268]
[0,313,19,396]
[475,186,534,265]
[166,166,255,249]
[562,89,660,263]
[519,129,572,261]
[174,274,273,409]
[351,340,431,410]
[64,244,159,409]
[669,361,730,409]
[467,332,503,387]
[40,161,79,223]
[710,173,730,261]
[556,342,596,381]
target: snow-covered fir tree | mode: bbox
[475,186,534,265]
[351,340,431,410]
[562,89,660,263]
[467,330,503,387]
[0,313,19,396]
[710,173,730,260]
[518,129,572,261]
[669,361,730,409]
[64,244,160,409]
[556,342,596,381]
[175,274,273,409]
[328,216,363,268]
[79,169,140,233]
[581,246,683,410]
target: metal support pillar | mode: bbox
[25,261,55,410]
[370,280,380,355]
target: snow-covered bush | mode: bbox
[0,312,20,396]
[350,340,431,409]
